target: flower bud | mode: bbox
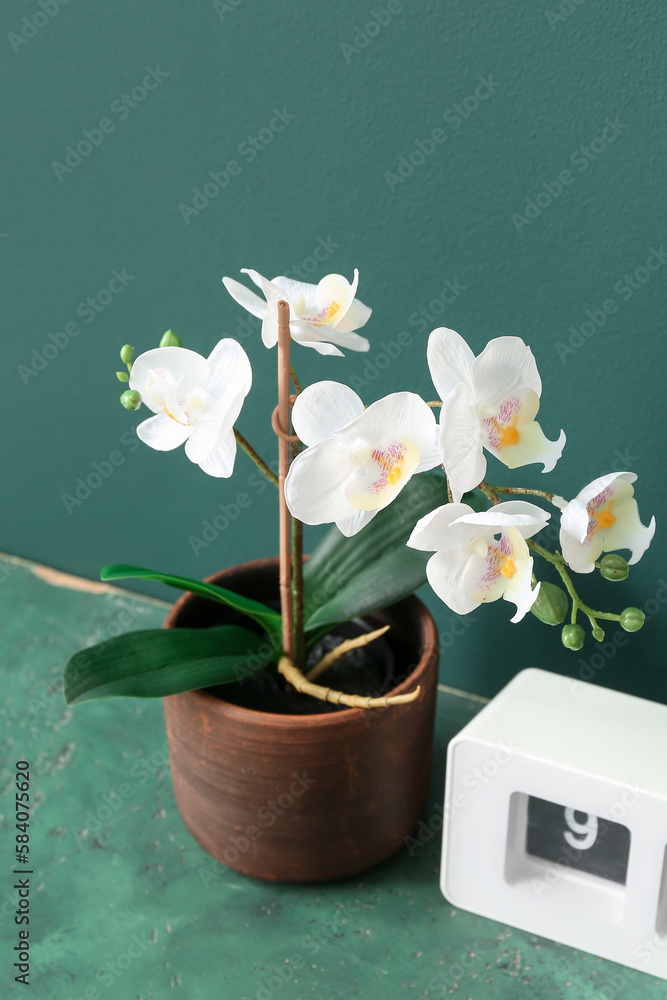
[620,607,645,632]
[599,554,629,582]
[120,389,142,411]
[530,582,568,626]
[592,626,605,641]
[561,623,585,651]
[120,344,134,365]
[116,371,129,383]
[159,329,182,348]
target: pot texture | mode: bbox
[162,557,439,882]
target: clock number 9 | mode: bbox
[563,807,598,850]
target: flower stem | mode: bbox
[290,364,302,395]
[485,483,555,503]
[291,435,305,671]
[527,539,621,628]
[234,429,278,487]
[478,480,501,504]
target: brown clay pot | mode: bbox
[162,557,439,882]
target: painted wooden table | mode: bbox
[1,553,663,999]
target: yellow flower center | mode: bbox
[490,415,520,449]
[316,301,340,326]
[501,558,517,578]
[591,502,615,533]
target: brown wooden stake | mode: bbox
[277,300,293,661]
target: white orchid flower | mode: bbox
[284,381,440,537]
[222,268,371,356]
[427,328,566,501]
[129,340,252,478]
[408,500,550,621]
[558,471,656,574]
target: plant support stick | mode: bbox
[277,300,294,661]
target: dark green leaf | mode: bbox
[303,473,485,630]
[531,581,569,626]
[64,625,272,705]
[100,564,282,645]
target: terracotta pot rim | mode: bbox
[163,556,438,729]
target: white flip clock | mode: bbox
[441,668,667,978]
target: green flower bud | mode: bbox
[530,582,569,626]
[120,344,134,365]
[599,554,629,582]
[562,623,585,651]
[592,626,605,642]
[116,371,129,382]
[620,607,645,632]
[159,329,182,348]
[120,389,142,411]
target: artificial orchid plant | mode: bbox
[63,268,655,709]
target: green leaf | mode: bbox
[302,473,485,630]
[531,581,569,626]
[64,625,272,705]
[100,564,282,646]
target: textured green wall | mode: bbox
[3,0,664,699]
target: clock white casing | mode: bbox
[441,668,667,977]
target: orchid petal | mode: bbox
[415,424,443,473]
[290,319,369,353]
[184,420,222,464]
[334,509,377,538]
[130,347,209,401]
[337,392,436,461]
[335,296,372,334]
[559,524,605,574]
[241,268,286,348]
[198,429,237,479]
[206,339,252,400]
[407,503,479,552]
[471,336,542,405]
[452,500,550,539]
[221,277,267,321]
[427,328,475,402]
[426,548,483,615]
[439,382,486,501]
[272,275,318,305]
[292,381,364,447]
[284,438,354,526]
[288,330,345,356]
[136,414,191,451]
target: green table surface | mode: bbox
[1,553,663,1000]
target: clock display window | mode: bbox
[525,795,631,885]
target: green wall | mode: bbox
[2,0,664,699]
